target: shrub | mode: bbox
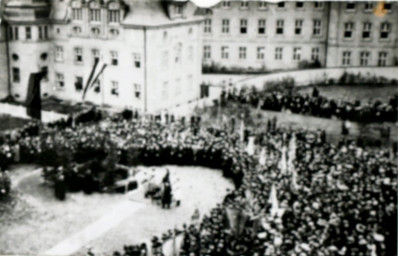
[298,59,322,69]
[338,72,396,86]
[263,77,295,93]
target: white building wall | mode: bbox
[146,22,202,113]
[203,1,329,71]
[326,1,398,67]
[0,23,9,98]
[50,24,145,110]
[7,24,51,101]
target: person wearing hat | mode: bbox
[54,171,66,201]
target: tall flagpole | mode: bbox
[101,70,105,107]
[172,224,177,256]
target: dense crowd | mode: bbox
[222,86,398,123]
[0,108,396,256]
[177,126,397,256]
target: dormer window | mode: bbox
[72,8,83,20]
[108,10,120,23]
[240,0,249,9]
[364,2,374,12]
[221,1,231,8]
[108,2,121,23]
[92,27,100,35]
[258,1,267,9]
[89,2,101,22]
[384,3,391,11]
[346,2,356,11]
[110,28,119,37]
[176,5,183,15]
[73,26,82,34]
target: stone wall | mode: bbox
[203,67,398,90]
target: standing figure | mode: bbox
[54,173,66,201]
[162,182,172,209]
[341,120,350,136]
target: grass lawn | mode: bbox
[297,84,398,103]
[0,115,30,132]
[197,103,397,147]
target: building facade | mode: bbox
[0,1,397,112]
[0,1,9,98]
[1,0,203,112]
[202,1,397,72]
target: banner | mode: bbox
[279,146,287,174]
[259,147,267,166]
[82,59,107,100]
[269,184,279,218]
[226,206,248,238]
[246,136,255,156]
[240,120,245,143]
[82,58,99,100]
[26,71,47,120]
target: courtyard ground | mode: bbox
[0,115,30,132]
[0,165,233,256]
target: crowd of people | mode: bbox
[177,127,397,256]
[222,86,398,123]
[0,107,396,256]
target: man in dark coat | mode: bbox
[162,182,172,209]
[54,173,66,200]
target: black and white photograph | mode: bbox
[0,0,397,255]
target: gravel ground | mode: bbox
[0,165,233,256]
[74,166,233,256]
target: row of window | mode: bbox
[345,2,392,12]
[342,51,388,66]
[205,19,392,40]
[72,8,121,23]
[219,1,392,12]
[8,26,48,41]
[205,19,322,36]
[71,26,120,37]
[54,73,142,98]
[55,45,193,67]
[55,46,141,68]
[54,74,193,100]
[11,68,192,101]
[204,46,319,61]
[203,45,390,66]
[343,22,391,39]
[220,1,325,10]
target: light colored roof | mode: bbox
[123,0,202,27]
[50,0,203,27]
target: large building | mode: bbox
[0,1,397,112]
[202,1,397,71]
[1,0,203,112]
